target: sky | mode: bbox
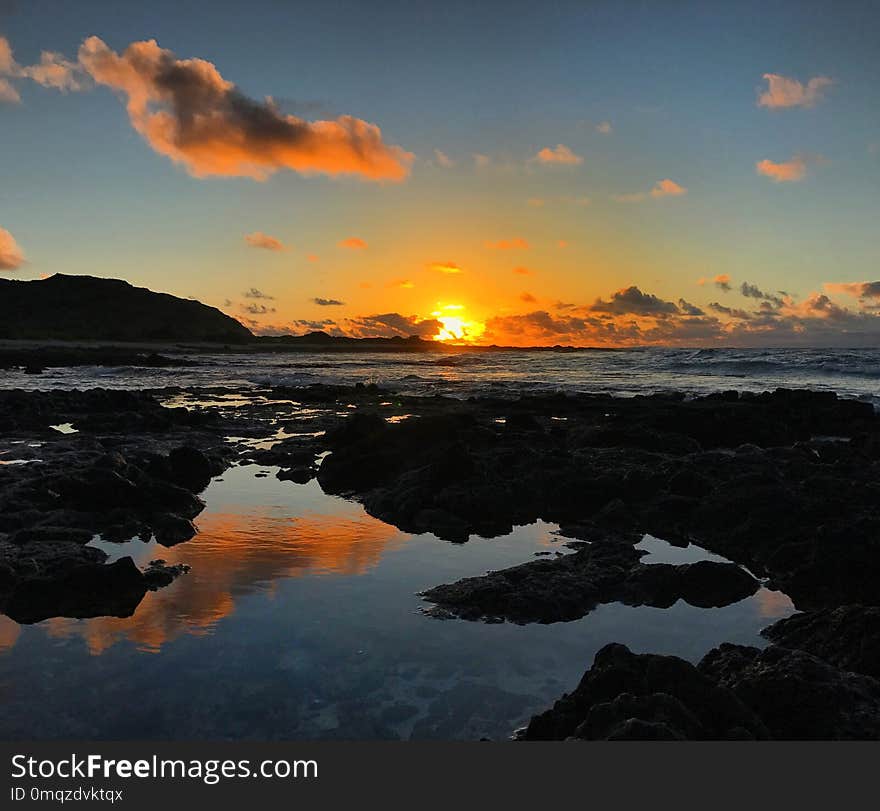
[1,0,879,346]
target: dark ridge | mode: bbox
[0,274,254,343]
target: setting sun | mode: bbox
[431,304,486,343]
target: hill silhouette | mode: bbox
[0,274,254,343]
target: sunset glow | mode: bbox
[0,3,878,347]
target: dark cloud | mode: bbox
[312,297,345,306]
[241,302,276,315]
[243,287,274,300]
[740,282,784,308]
[589,286,681,316]
[345,312,443,339]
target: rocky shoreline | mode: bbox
[2,383,880,738]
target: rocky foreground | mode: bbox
[2,383,880,738]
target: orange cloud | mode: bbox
[0,226,25,270]
[244,231,286,251]
[532,143,584,165]
[756,155,808,182]
[77,37,413,181]
[520,292,537,303]
[388,278,414,289]
[651,178,687,197]
[758,73,833,109]
[824,281,880,301]
[485,237,529,250]
[339,237,367,249]
[698,273,732,291]
[513,266,532,275]
[614,179,687,202]
[0,78,19,103]
[430,261,463,274]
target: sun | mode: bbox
[431,304,485,343]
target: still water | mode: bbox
[0,464,793,740]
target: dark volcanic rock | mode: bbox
[523,643,769,740]
[762,606,880,679]
[421,543,759,624]
[0,540,147,625]
[699,643,880,739]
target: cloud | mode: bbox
[527,198,545,207]
[824,281,880,301]
[589,286,681,316]
[19,50,85,91]
[651,178,687,197]
[388,278,414,289]
[520,292,537,303]
[243,287,274,299]
[241,302,276,315]
[0,77,18,103]
[430,261,463,274]
[596,121,612,135]
[345,312,442,339]
[0,226,25,269]
[532,143,584,165]
[614,179,687,202]
[472,153,490,168]
[740,281,784,307]
[313,297,345,306]
[699,273,732,292]
[0,35,86,99]
[485,237,529,250]
[758,73,833,109]
[756,155,808,182]
[76,36,413,181]
[339,237,367,249]
[245,231,286,251]
[513,266,532,276]
[433,149,454,168]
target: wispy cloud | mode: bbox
[433,149,454,168]
[430,262,463,274]
[596,121,613,135]
[0,35,87,99]
[313,297,345,306]
[758,73,833,109]
[245,231,286,251]
[485,237,529,250]
[614,178,687,202]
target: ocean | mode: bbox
[5,346,880,404]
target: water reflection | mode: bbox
[40,469,406,655]
[0,466,797,739]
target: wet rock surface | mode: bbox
[762,605,880,679]
[524,643,770,740]
[421,542,759,623]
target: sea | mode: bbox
[5,346,880,405]
[0,346,875,739]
